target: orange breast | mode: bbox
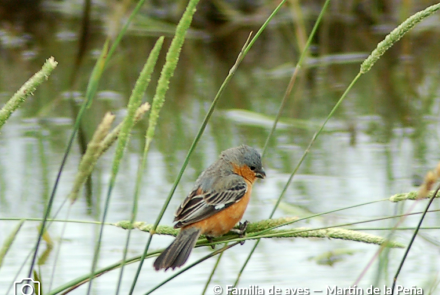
[187,181,252,237]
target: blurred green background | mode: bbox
[0,0,440,294]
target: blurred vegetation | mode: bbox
[1,0,439,154]
[1,0,440,292]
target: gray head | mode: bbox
[221,145,266,179]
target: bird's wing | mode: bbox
[174,175,247,228]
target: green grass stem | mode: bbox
[0,57,57,129]
[0,217,109,225]
[48,243,233,294]
[150,0,303,250]
[128,0,201,292]
[234,1,440,287]
[25,47,110,279]
[201,244,226,295]
[99,102,150,157]
[48,111,117,291]
[148,32,252,234]
[84,0,150,106]
[45,0,151,240]
[68,112,115,202]
[391,186,440,293]
[234,0,331,285]
[351,4,440,284]
[136,33,253,292]
[115,215,410,248]
[23,0,150,282]
[148,0,298,288]
[144,243,239,295]
[0,220,24,267]
[349,227,440,231]
[86,36,164,294]
[390,189,440,202]
[46,206,440,294]
[144,4,199,150]
[360,3,440,74]
[48,205,72,292]
[115,36,164,295]
[48,253,153,295]
[262,0,330,157]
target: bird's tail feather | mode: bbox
[153,227,201,271]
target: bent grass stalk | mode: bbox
[390,189,440,202]
[115,220,405,248]
[192,208,440,249]
[39,207,440,294]
[142,210,421,294]
[348,227,440,231]
[3,216,439,232]
[113,208,440,241]
[49,197,393,292]
[101,209,433,295]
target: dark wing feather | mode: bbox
[174,178,247,228]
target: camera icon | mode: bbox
[14,278,40,295]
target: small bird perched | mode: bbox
[153,145,266,271]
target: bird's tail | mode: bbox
[153,227,201,271]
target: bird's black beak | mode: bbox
[255,168,266,179]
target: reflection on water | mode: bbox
[1,0,440,294]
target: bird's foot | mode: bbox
[206,236,215,249]
[231,220,249,245]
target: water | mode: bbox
[1,1,440,294]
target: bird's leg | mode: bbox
[238,220,249,235]
[206,236,215,249]
[230,220,249,245]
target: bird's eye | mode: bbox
[250,166,256,171]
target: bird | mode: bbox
[153,145,266,271]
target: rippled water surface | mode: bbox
[1,1,440,294]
